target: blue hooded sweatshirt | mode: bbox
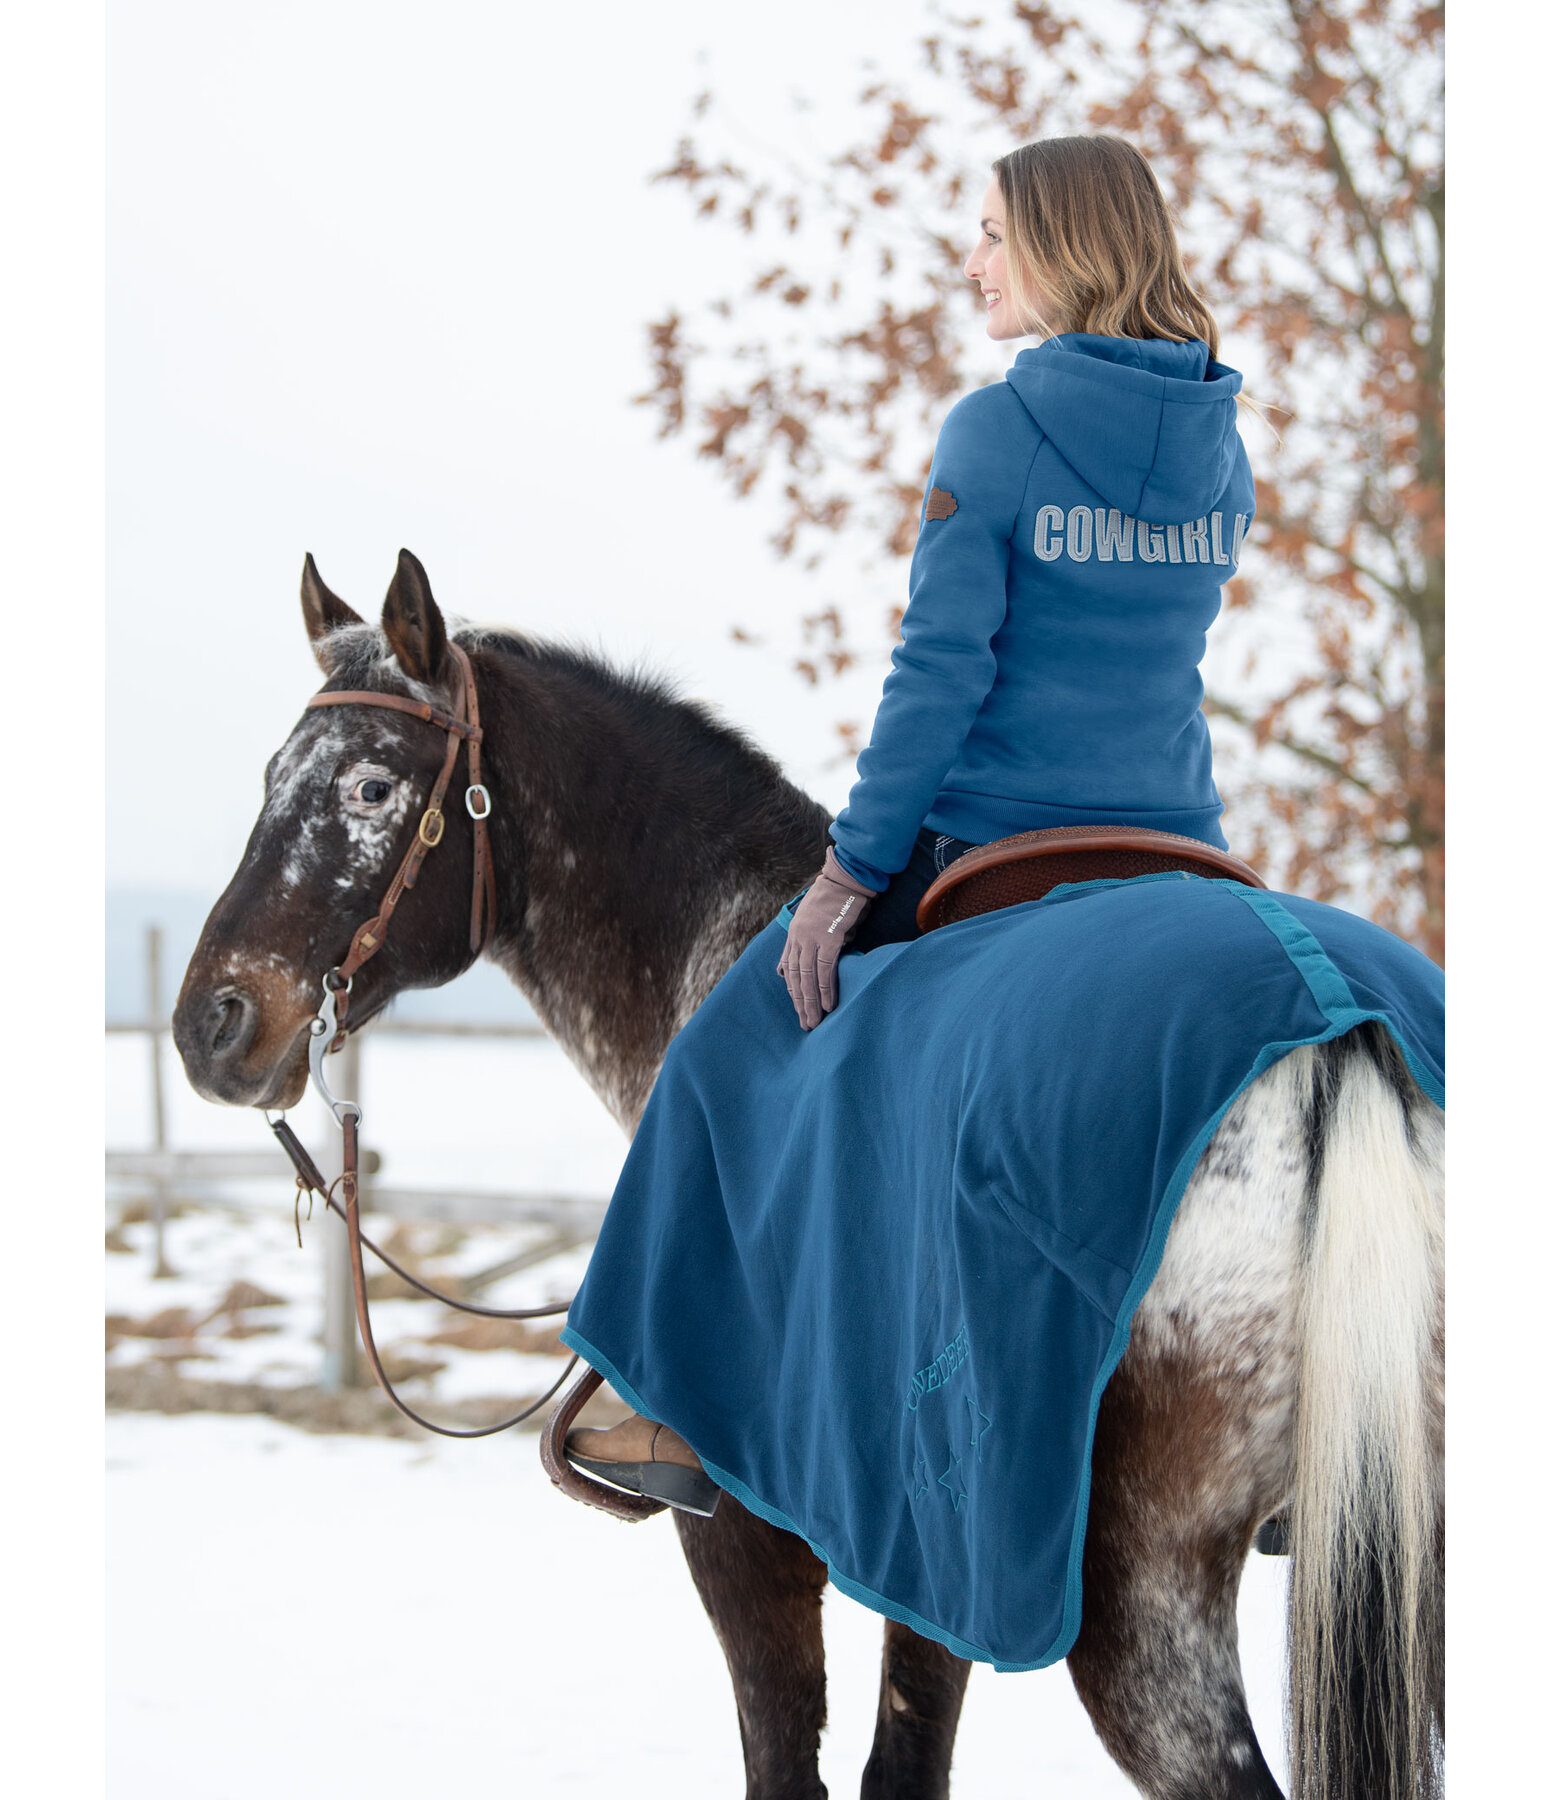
[829,333,1256,891]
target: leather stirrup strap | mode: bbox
[538,1365,668,1522]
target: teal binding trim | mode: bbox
[1223,884,1363,1023]
[1217,883,1441,1111]
[557,1324,1047,1670]
[563,880,1445,1670]
[776,892,808,932]
[1052,882,1445,1666]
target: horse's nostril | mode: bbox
[209,990,255,1059]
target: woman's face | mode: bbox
[963,177,1048,340]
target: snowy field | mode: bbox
[108,1026,1291,1795]
[107,1412,1291,1797]
[106,1028,624,1407]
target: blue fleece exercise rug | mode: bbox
[562,875,1444,1670]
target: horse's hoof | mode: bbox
[567,1453,722,1517]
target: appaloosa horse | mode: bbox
[174,551,1443,1800]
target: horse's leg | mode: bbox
[1068,1353,1287,1800]
[674,1495,831,1800]
[1065,1070,1309,1800]
[858,1621,971,1800]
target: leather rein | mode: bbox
[266,640,579,1439]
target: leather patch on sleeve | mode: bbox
[924,486,958,522]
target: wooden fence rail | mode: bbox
[107,925,602,1390]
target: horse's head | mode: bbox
[174,549,492,1109]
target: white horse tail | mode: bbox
[1288,1023,1444,1799]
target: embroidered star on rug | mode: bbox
[965,1394,993,1461]
[938,1449,969,1512]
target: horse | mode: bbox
[173,550,1444,1800]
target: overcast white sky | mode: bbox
[0,4,1540,1791]
[107,0,959,892]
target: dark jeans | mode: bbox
[847,827,979,954]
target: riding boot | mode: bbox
[566,1411,721,1517]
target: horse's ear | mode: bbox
[381,548,452,690]
[300,553,364,673]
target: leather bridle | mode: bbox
[304,639,497,1042]
[266,639,580,1440]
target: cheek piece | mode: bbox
[303,638,496,1041]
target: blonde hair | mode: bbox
[992,135,1219,351]
[992,135,1278,437]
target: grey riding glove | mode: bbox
[777,847,878,1030]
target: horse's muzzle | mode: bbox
[172,980,308,1108]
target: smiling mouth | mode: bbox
[982,288,1002,308]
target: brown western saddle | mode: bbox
[915,823,1264,932]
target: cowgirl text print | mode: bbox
[1032,506,1250,567]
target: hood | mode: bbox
[1005,333,1244,524]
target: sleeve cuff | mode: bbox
[829,837,892,894]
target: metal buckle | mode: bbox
[417,808,446,847]
[307,978,362,1126]
[465,784,492,820]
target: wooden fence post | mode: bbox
[109,963,599,1397]
[319,1032,363,1391]
[146,925,176,1279]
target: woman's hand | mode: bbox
[777,848,878,1030]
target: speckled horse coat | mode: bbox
[175,551,1444,1800]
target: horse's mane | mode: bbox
[321,620,831,843]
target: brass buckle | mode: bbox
[418,808,446,847]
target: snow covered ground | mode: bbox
[107,1411,1291,1797]
[108,1021,1291,1796]
[107,1028,624,1408]
[106,1046,614,1406]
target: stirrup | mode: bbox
[538,1365,668,1522]
[566,1450,721,1518]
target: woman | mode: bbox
[568,133,1257,1510]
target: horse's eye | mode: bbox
[352,777,394,805]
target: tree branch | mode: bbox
[1288,11,1411,319]
[1204,693,1378,795]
